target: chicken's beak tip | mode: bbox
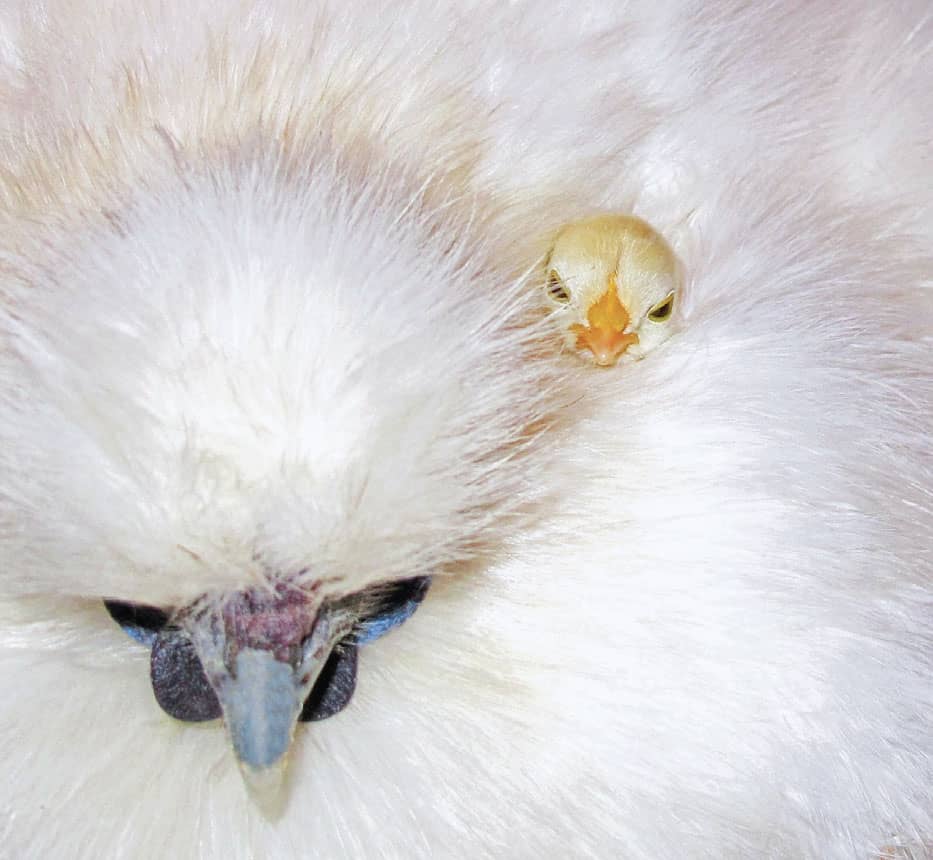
[240,757,291,817]
[221,647,304,813]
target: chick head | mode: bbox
[544,214,682,367]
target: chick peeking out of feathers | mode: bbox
[545,214,682,367]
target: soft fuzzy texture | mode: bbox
[0,2,931,858]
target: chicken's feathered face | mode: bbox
[545,215,682,366]
[0,151,559,803]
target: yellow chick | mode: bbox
[544,214,682,367]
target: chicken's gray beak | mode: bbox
[104,576,429,810]
[221,648,303,771]
[181,586,353,805]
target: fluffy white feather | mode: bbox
[0,1,930,858]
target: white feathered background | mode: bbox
[0,2,930,858]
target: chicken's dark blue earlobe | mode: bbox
[150,627,222,722]
[104,599,169,646]
[299,644,358,722]
[104,600,221,722]
[354,576,431,645]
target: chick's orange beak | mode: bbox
[569,275,639,367]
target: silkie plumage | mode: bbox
[0,2,931,858]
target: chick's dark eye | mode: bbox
[546,270,571,304]
[648,292,675,322]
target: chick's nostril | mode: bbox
[572,324,639,366]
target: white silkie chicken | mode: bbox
[0,2,931,859]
